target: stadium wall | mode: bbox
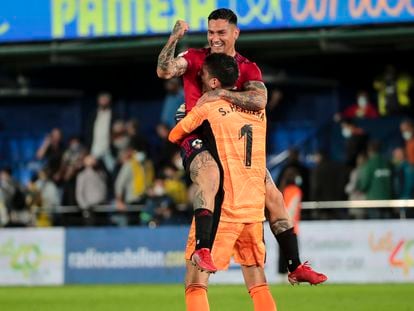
[0,220,413,286]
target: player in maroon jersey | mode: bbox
[157,8,326,285]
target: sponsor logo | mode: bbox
[0,239,42,278]
[191,139,203,150]
[67,247,185,268]
[291,0,338,21]
[291,0,414,23]
[369,232,414,276]
[229,0,283,24]
[349,0,414,18]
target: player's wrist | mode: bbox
[169,32,183,43]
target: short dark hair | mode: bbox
[203,53,239,89]
[208,8,237,25]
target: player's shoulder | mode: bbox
[178,47,209,59]
[235,52,257,66]
[235,52,262,78]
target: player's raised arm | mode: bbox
[156,20,189,79]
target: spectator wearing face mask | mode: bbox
[400,119,414,166]
[76,156,107,210]
[58,136,87,206]
[76,155,108,226]
[340,118,369,169]
[114,146,154,212]
[335,91,379,121]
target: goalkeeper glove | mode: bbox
[175,103,186,124]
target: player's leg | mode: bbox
[233,222,277,310]
[185,260,210,311]
[188,150,220,272]
[265,169,300,271]
[265,169,327,284]
[185,220,238,311]
[242,265,277,311]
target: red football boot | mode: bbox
[288,261,328,285]
[191,248,217,273]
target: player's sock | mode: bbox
[185,283,210,311]
[194,208,213,250]
[275,228,301,272]
[249,284,277,311]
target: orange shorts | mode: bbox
[185,220,266,270]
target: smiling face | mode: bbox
[207,19,239,56]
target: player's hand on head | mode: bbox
[175,103,186,124]
[171,20,189,40]
[196,89,222,107]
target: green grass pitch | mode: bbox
[1,284,413,311]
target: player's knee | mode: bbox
[185,282,208,294]
[185,261,210,287]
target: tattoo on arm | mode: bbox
[270,218,293,236]
[157,23,187,78]
[157,40,178,72]
[194,190,206,210]
[220,81,268,111]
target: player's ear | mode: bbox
[234,27,240,40]
[209,78,218,90]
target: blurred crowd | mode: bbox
[0,67,413,227]
[275,66,414,219]
[0,86,192,228]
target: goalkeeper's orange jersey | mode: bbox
[169,99,267,223]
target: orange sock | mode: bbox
[249,284,277,311]
[185,283,210,311]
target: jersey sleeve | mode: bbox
[168,104,209,143]
[244,62,263,83]
[179,48,196,71]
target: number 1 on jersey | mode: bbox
[240,124,253,167]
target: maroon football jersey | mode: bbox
[181,48,263,112]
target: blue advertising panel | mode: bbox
[64,227,189,284]
[0,0,414,43]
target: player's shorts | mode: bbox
[180,133,208,171]
[185,220,266,270]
